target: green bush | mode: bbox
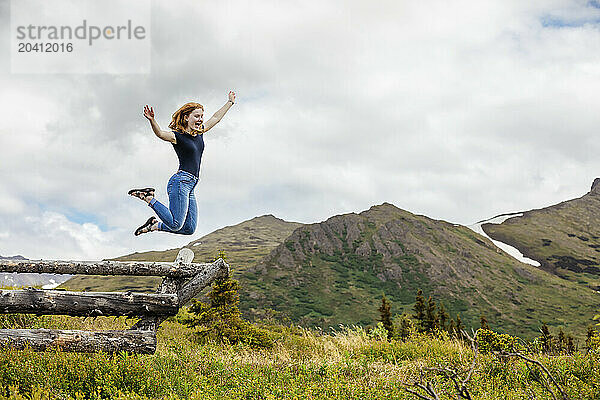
[587,331,600,352]
[181,274,274,349]
[367,322,388,341]
[0,314,47,329]
[476,329,525,354]
[0,348,156,398]
[392,313,416,341]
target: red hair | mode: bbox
[168,102,204,135]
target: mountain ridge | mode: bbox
[241,201,597,338]
[57,180,600,339]
[482,178,600,283]
[61,214,303,292]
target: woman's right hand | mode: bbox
[143,105,155,121]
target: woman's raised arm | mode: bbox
[203,91,236,132]
[143,105,176,143]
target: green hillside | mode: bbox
[482,178,600,290]
[60,195,600,340]
[240,203,598,339]
[60,215,303,292]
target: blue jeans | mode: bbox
[148,170,198,235]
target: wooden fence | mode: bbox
[0,249,229,354]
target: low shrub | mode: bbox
[476,328,525,354]
[180,275,274,348]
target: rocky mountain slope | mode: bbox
[240,203,598,339]
[60,182,600,339]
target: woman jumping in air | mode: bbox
[129,91,236,236]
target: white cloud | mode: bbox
[0,0,599,260]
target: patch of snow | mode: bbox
[466,213,542,267]
[0,273,72,289]
[193,242,202,246]
[42,279,60,290]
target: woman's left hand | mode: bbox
[228,91,236,104]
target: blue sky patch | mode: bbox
[541,2,600,28]
[541,15,600,28]
[35,202,109,231]
[62,209,108,231]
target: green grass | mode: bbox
[0,314,599,399]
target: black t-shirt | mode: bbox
[172,130,205,177]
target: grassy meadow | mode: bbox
[0,312,599,399]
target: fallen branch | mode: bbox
[405,329,479,400]
[496,351,569,400]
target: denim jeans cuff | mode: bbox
[148,198,157,207]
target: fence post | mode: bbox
[0,249,229,353]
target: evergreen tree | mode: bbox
[480,313,490,330]
[557,328,566,353]
[181,251,273,348]
[214,249,228,263]
[566,334,575,354]
[413,289,426,332]
[540,322,553,354]
[397,314,413,341]
[448,318,457,336]
[378,295,394,340]
[586,326,597,352]
[424,296,439,333]
[438,303,449,332]
[454,314,465,338]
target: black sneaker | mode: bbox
[128,187,155,202]
[134,217,158,236]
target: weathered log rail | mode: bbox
[0,258,216,277]
[0,249,229,354]
[0,290,179,316]
[3,329,158,354]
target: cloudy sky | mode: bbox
[1,0,599,261]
